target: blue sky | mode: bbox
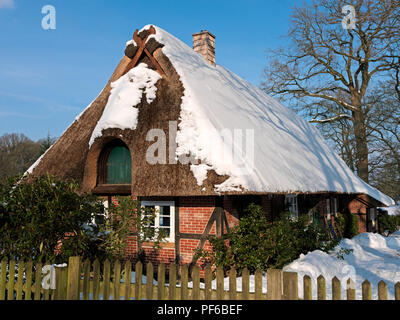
[0,0,302,140]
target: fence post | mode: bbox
[82,259,90,300]
[181,265,189,300]
[43,260,50,300]
[267,269,282,300]
[332,277,341,300]
[346,278,355,300]
[66,256,81,300]
[146,262,154,300]
[378,280,387,300]
[113,260,121,300]
[34,261,42,300]
[169,263,176,300]
[362,280,371,300]
[191,265,200,300]
[229,267,237,300]
[93,259,100,300]
[254,269,263,300]
[0,258,7,300]
[303,275,312,300]
[395,282,400,300]
[283,272,298,300]
[135,261,143,300]
[124,261,132,300]
[204,265,212,300]
[16,261,25,300]
[242,268,250,300]
[157,263,165,300]
[216,267,224,300]
[317,275,326,300]
[7,259,16,300]
[54,264,67,300]
[24,260,33,300]
[103,259,111,300]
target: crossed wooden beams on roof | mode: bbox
[123,26,166,77]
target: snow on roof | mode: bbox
[379,205,400,216]
[140,25,394,206]
[89,63,161,147]
[26,25,394,206]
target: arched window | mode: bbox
[98,141,132,185]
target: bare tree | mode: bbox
[0,133,41,182]
[368,75,400,200]
[262,0,400,183]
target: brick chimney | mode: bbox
[192,30,216,66]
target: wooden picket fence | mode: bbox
[1,256,399,300]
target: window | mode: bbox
[98,141,132,185]
[370,208,376,228]
[326,199,331,220]
[285,194,298,220]
[107,146,132,184]
[141,201,175,242]
[333,198,338,217]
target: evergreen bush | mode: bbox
[195,203,338,272]
[336,211,359,238]
[0,175,165,263]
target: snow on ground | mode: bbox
[284,232,400,300]
[188,232,400,299]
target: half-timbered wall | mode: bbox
[119,194,379,268]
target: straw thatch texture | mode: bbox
[29,55,132,187]
[31,34,230,196]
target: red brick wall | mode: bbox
[348,198,367,233]
[121,196,223,268]
[223,196,240,232]
[119,195,242,274]
[125,235,139,259]
[179,197,217,267]
[179,197,215,235]
[120,194,375,267]
[261,196,273,221]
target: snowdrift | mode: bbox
[284,232,400,299]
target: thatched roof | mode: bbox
[27,25,394,206]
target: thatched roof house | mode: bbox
[28,25,394,265]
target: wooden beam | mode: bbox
[122,25,166,77]
[92,184,131,195]
[189,208,218,266]
[179,233,203,240]
[144,47,166,76]
[174,197,180,264]
[189,196,226,266]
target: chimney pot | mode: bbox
[192,30,216,66]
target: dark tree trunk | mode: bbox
[352,107,369,183]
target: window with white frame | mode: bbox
[285,194,298,220]
[141,201,175,242]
